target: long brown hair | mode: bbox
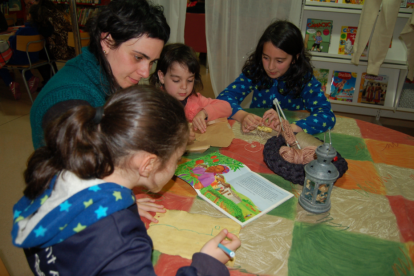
[24,85,188,199]
[242,20,312,97]
[149,43,203,97]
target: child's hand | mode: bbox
[262,109,281,132]
[193,110,207,133]
[188,128,196,144]
[241,113,261,133]
[200,229,241,264]
[136,198,166,223]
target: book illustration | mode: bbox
[305,19,333,53]
[313,68,330,98]
[8,0,21,11]
[358,73,388,106]
[329,71,357,102]
[338,26,368,57]
[401,0,408,8]
[175,152,293,226]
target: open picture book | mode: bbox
[175,152,293,227]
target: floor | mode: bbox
[0,63,414,276]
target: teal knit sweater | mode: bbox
[30,47,109,149]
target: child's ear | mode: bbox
[131,152,158,178]
[157,70,165,85]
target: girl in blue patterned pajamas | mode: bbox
[216,20,336,135]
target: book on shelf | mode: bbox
[407,0,414,8]
[304,19,333,53]
[309,0,336,2]
[401,0,408,7]
[338,26,368,56]
[329,71,357,102]
[175,152,293,227]
[358,73,388,106]
[313,68,330,99]
[336,0,364,3]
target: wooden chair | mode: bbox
[68,31,90,48]
[55,31,90,64]
[4,14,17,26]
[3,35,56,103]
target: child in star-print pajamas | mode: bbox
[217,20,336,135]
[11,86,240,276]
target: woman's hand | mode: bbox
[136,198,166,223]
[192,110,207,133]
[262,109,281,132]
[200,229,241,264]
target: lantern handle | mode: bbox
[323,129,333,151]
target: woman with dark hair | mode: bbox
[13,85,241,276]
[30,0,170,222]
[30,0,170,149]
[217,20,336,135]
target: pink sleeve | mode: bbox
[185,93,232,122]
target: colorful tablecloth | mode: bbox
[136,109,414,276]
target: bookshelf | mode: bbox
[301,0,414,120]
[53,0,110,27]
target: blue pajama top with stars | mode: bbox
[216,73,336,135]
[12,171,229,276]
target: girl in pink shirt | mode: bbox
[150,43,231,134]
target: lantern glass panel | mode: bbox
[316,183,330,204]
[304,178,315,202]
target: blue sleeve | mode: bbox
[8,35,16,50]
[293,76,336,135]
[216,73,253,117]
[185,253,230,276]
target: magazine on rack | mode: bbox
[175,152,293,227]
[313,68,330,99]
[304,18,333,53]
[330,70,357,102]
[358,73,389,106]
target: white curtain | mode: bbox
[151,0,187,44]
[206,0,303,105]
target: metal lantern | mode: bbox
[299,131,339,213]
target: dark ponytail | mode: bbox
[24,85,188,199]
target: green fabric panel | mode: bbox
[183,147,220,160]
[152,250,161,266]
[313,132,373,161]
[245,108,307,124]
[245,108,266,118]
[258,173,297,221]
[288,222,414,276]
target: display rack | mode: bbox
[301,0,414,120]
